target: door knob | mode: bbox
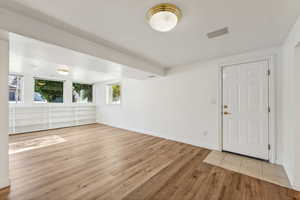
[223,111,231,115]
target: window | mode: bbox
[107,83,121,104]
[72,83,93,103]
[8,74,23,103]
[34,79,64,103]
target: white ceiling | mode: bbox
[11,0,300,68]
[9,33,152,83]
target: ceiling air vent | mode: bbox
[207,27,229,39]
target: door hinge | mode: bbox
[268,106,271,113]
[268,144,271,151]
[267,69,271,76]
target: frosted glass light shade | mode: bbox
[149,11,178,32]
[57,66,70,76]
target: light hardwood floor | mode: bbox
[1,124,299,200]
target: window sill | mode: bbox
[9,102,22,104]
[106,103,121,106]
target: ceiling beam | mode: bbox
[0,1,165,76]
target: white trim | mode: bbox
[218,56,277,163]
[268,56,276,164]
[34,77,66,82]
[218,67,223,151]
[293,181,300,191]
[96,122,218,150]
[72,82,94,86]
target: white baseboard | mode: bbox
[0,178,10,190]
[282,163,295,189]
[293,181,300,191]
[97,121,219,151]
[281,164,300,192]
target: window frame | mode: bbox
[72,82,94,104]
[33,78,65,104]
[8,74,23,104]
[106,82,121,105]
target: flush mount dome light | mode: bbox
[147,3,182,32]
[57,66,70,76]
[37,80,46,86]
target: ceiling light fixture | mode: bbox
[37,80,46,86]
[57,66,70,76]
[147,3,182,32]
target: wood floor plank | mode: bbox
[68,142,189,200]
[123,149,205,200]
[123,148,209,200]
[0,124,298,200]
[148,149,212,200]
[96,145,200,200]
[35,140,175,200]
[11,137,163,198]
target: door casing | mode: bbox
[218,56,276,163]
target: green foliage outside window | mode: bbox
[34,79,64,103]
[73,83,93,103]
[112,84,121,102]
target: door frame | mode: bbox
[218,56,276,163]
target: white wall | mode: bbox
[0,31,9,189]
[95,47,281,158]
[96,65,220,150]
[280,15,300,190]
[294,46,300,190]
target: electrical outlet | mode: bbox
[203,131,208,136]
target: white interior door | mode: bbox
[222,60,269,160]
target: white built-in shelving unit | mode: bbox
[9,104,96,134]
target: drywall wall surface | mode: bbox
[0,34,10,189]
[95,47,281,159]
